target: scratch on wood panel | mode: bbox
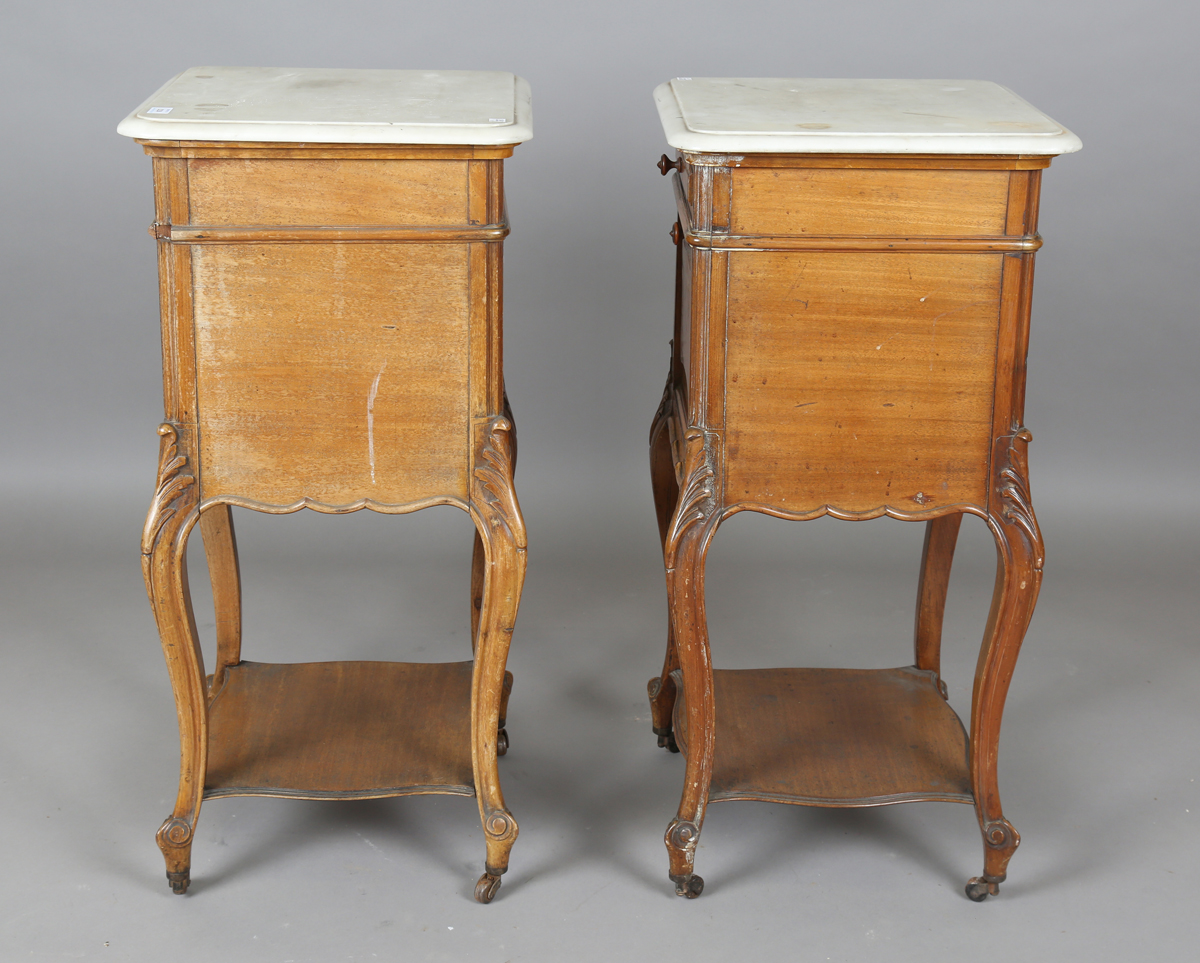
[367,361,387,484]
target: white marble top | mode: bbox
[655,78,1080,155]
[118,67,532,145]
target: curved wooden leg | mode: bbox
[469,416,526,902]
[141,424,206,895]
[199,503,241,696]
[474,393,517,755]
[648,381,682,750]
[967,431,1044,901]
[914,512,963,698]
[662,429,719,898]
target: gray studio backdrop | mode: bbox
[1,2,1197,962]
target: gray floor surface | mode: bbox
[1,481,1196,962]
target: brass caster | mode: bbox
[656,729,679,753]
[475,872,502,904]
[166,870,190,895]
[965,877,999,902]
[671,873,704,899]
[497,728,509,757]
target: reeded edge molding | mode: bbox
[142,424,195,554]
[204,784,475,801]
[724,501,985,524]
[688,233,1042,253]
[199,494,469,516]
[158,223,509,243]
[710,789,975,807]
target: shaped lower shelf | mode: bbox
[204,660,475,800]
[672,665,972,806]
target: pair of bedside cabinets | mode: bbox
[120,69,1080,903]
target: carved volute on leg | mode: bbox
[967,429,1044,900]
[142,423,206,894]
[662,428,720,897]
[469,416,526,902]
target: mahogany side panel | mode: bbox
[191,242,471,507]
[723,252,1002,514]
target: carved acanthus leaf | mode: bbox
[474,417,526,548]
[997,428,1044,569]
[142,424,196,554]
[666,429,717,548]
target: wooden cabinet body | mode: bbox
[647,143,1063,900]
[127,68,529,902]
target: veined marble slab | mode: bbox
[656,78,1080,154]
[118,67,532,145]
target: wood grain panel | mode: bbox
[206,661,474,797]
[193,242,470,506]
[723,252,1001,513]
[730,168,1010,237]
[693,667,972,805]
[187,158,468,225]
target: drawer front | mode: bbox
[722,251,1001,514]
[187,158,470,225]
[192,242,470,507]
[729,168,1011,237]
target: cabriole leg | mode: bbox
[967,431,1044,901]
[914,512,963,698]
[199,503,241,695]
[142,424,206,895]
[662,429,719,898]
[470,416,526,902]
[648,380,682,751]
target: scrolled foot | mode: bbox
[965,876,1000,902]
[497,728,509,757]
[671,873,704,899]
[475,872,502,903]
[166,870,190,895]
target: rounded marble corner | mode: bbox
[116,67,533,146]
[653,78,1080,156]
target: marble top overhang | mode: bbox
[118,67,532,145]
[655,78,1081,155]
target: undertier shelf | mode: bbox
[673,665,973,806]
[205,660,475,800]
